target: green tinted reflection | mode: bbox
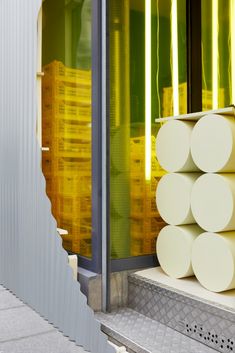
[201,0,232,109]
[110,0,187,259]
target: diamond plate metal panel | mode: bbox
[128,274,235,353]
[0,1,114,353]
[96,308,217,353]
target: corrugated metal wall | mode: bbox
[0,1,114,352]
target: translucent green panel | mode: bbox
[42,0,92,257]
[109,0,187,259]
[201,0,232,109]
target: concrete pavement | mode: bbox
[0,285,86,353]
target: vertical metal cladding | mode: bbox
[0,1,114,352]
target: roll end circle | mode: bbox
[192,232,235,292]
[157,225,201,279]
[156,120,198,172]
[156,173,199,225]
[191,173,234,232]
[191,114,234,173]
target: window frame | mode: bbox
[79,0,202,276]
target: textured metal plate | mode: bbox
[128,274,235,353]
[0,1,114,353]
[96,308,217,353]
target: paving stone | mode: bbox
[0,306,55,343]
[0,331,86,353]
[0,290,24,311]
[0,290,87,353]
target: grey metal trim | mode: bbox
[78,254,158,274]
[0,1,115,352]
[111,256,158,273]
[91,0,102,274]
[105,0,111,312]
[186,0,202,113]
[101,0,111,313]
[77,255,158,274]
[77,255,93,271]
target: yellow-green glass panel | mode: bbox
[201,0,232,109]
[109,0,187,259]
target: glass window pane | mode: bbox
[109,0,187,259]
[201,0,231,109]
[41,0,92,257]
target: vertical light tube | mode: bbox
[145,0,151,181]
[212,0,218,109]
[114,29,121,126]
[230,0,235,104]
[171,0,179,116]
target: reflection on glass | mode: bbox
[201,0,232,109]
[110,0,187,259]
[230,0,235,103]
[171,0,179,115]
[41,0,92,257]
[212,0,218,109]
[110,0,130,259]
[145,0,152,182]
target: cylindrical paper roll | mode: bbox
[156,173,200,225]
[191,114,235,172]
[191,173,235,232]
[192,232,235,292]
[156,120,199,172]
[157,224,202,278]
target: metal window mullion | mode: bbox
[101,0,110,313]
[186,0,202,113]
[91,1,102,273]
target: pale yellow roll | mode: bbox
[156,120,199,172]
[157,224,202,279]
[192,232,235,292]
[191,173,235,232]
[191,114,235,172]
[156,173,200,225]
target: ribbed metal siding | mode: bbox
[0,1,114,352]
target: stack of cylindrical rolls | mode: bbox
[156,114,235,293]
